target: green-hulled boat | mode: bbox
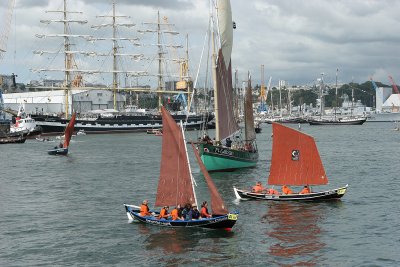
[198,1,258,172]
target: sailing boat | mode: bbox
[197,0,258,172]
[47,112,76,155]
[234,123,348,201]
[308,72,366,125]
[124,106,238,230]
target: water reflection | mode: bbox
[262,202,327,266]
[144,227,236,265]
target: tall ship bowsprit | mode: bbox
[23,0,212,135]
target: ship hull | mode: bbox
[33,113,213,135]
[233,185,348,201]
[198,143,258,172]
[308,117,366,125]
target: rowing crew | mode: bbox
[251,182,311,195]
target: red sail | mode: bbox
[268,123,328,186]
[216,49,239,140]
[155,107,196,207]
[191,143,228,215]
[63,113,76,148]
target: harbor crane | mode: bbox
[388,75,400,94]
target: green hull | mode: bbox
[198,143,258,172]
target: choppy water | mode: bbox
[1,122,399,266]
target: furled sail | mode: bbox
[268,123,329,186]
[215,0,239,140]
[191,143,228,215]
[63,112,76,148]
[244,74,256,142]
[155,106,196,207]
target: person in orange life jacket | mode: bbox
[140,200,151,216]
[188,203,200,220]
[200,201,212,218]
[299,185,311,194]
[252,181,264,193]
[266,188,280,195]
[282,185,293,195]
[158,206,169,220]
[170,205,182,220]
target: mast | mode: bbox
[63,0,71,118]
[112,1,118,110]
[279,80,283,117]
[157,11,163,110]
[211,22,220,141]
[181,121,198,207]
[335,68,338,120]
[319,73,324,119]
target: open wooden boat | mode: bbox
[234,122,348,201]
[124,106,238,230]
[48,113,76,155]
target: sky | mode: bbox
[1,0,400,88]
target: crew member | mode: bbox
[140,200,151,217]
[158,206,169,220]
[200,201,212,218]
[252,181,264,193]
[266,188,280,195]
[282,185,293,195]
[299,185,311,194]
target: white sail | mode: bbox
[216,0,233,70]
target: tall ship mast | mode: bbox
[22,0,213,134]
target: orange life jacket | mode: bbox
[140,204,150,216]
[158,208,168,219]
[299,187,310,194]
[282,186,293,195]
[201,207,211,218]
[267,188,280,195]
[252,184,264,193]
[170,209,179,220]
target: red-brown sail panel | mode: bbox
[216,49,239,140]
[63,112,76,148]
[268,123,328,186]
[191,143,228,215]
[155,106,195,207]
[244,76,256,142]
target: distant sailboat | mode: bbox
[124,106,238,230]
[234,123,348,201]
[197,0,258,172]
[47,113,76,155]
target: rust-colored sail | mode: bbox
[268,123,328,186]
[244,73,256,143]
[191,143,228,215]
[63,112,76,148]
[216,49,239,140]
[155,106,196,207]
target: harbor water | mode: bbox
[1,122,399,266]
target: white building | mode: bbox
[3,90,126,115]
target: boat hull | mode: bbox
[233,185,348,201]
[198,143,259,172]
[33,113,213,135]
[308,117,366,125]
[124,204,237,230]
[47,147,68,155]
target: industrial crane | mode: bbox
[388,75,400,94]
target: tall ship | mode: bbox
[197,0,258,172]
[18,0,212,134]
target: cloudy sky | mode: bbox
[1,0,400,87]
